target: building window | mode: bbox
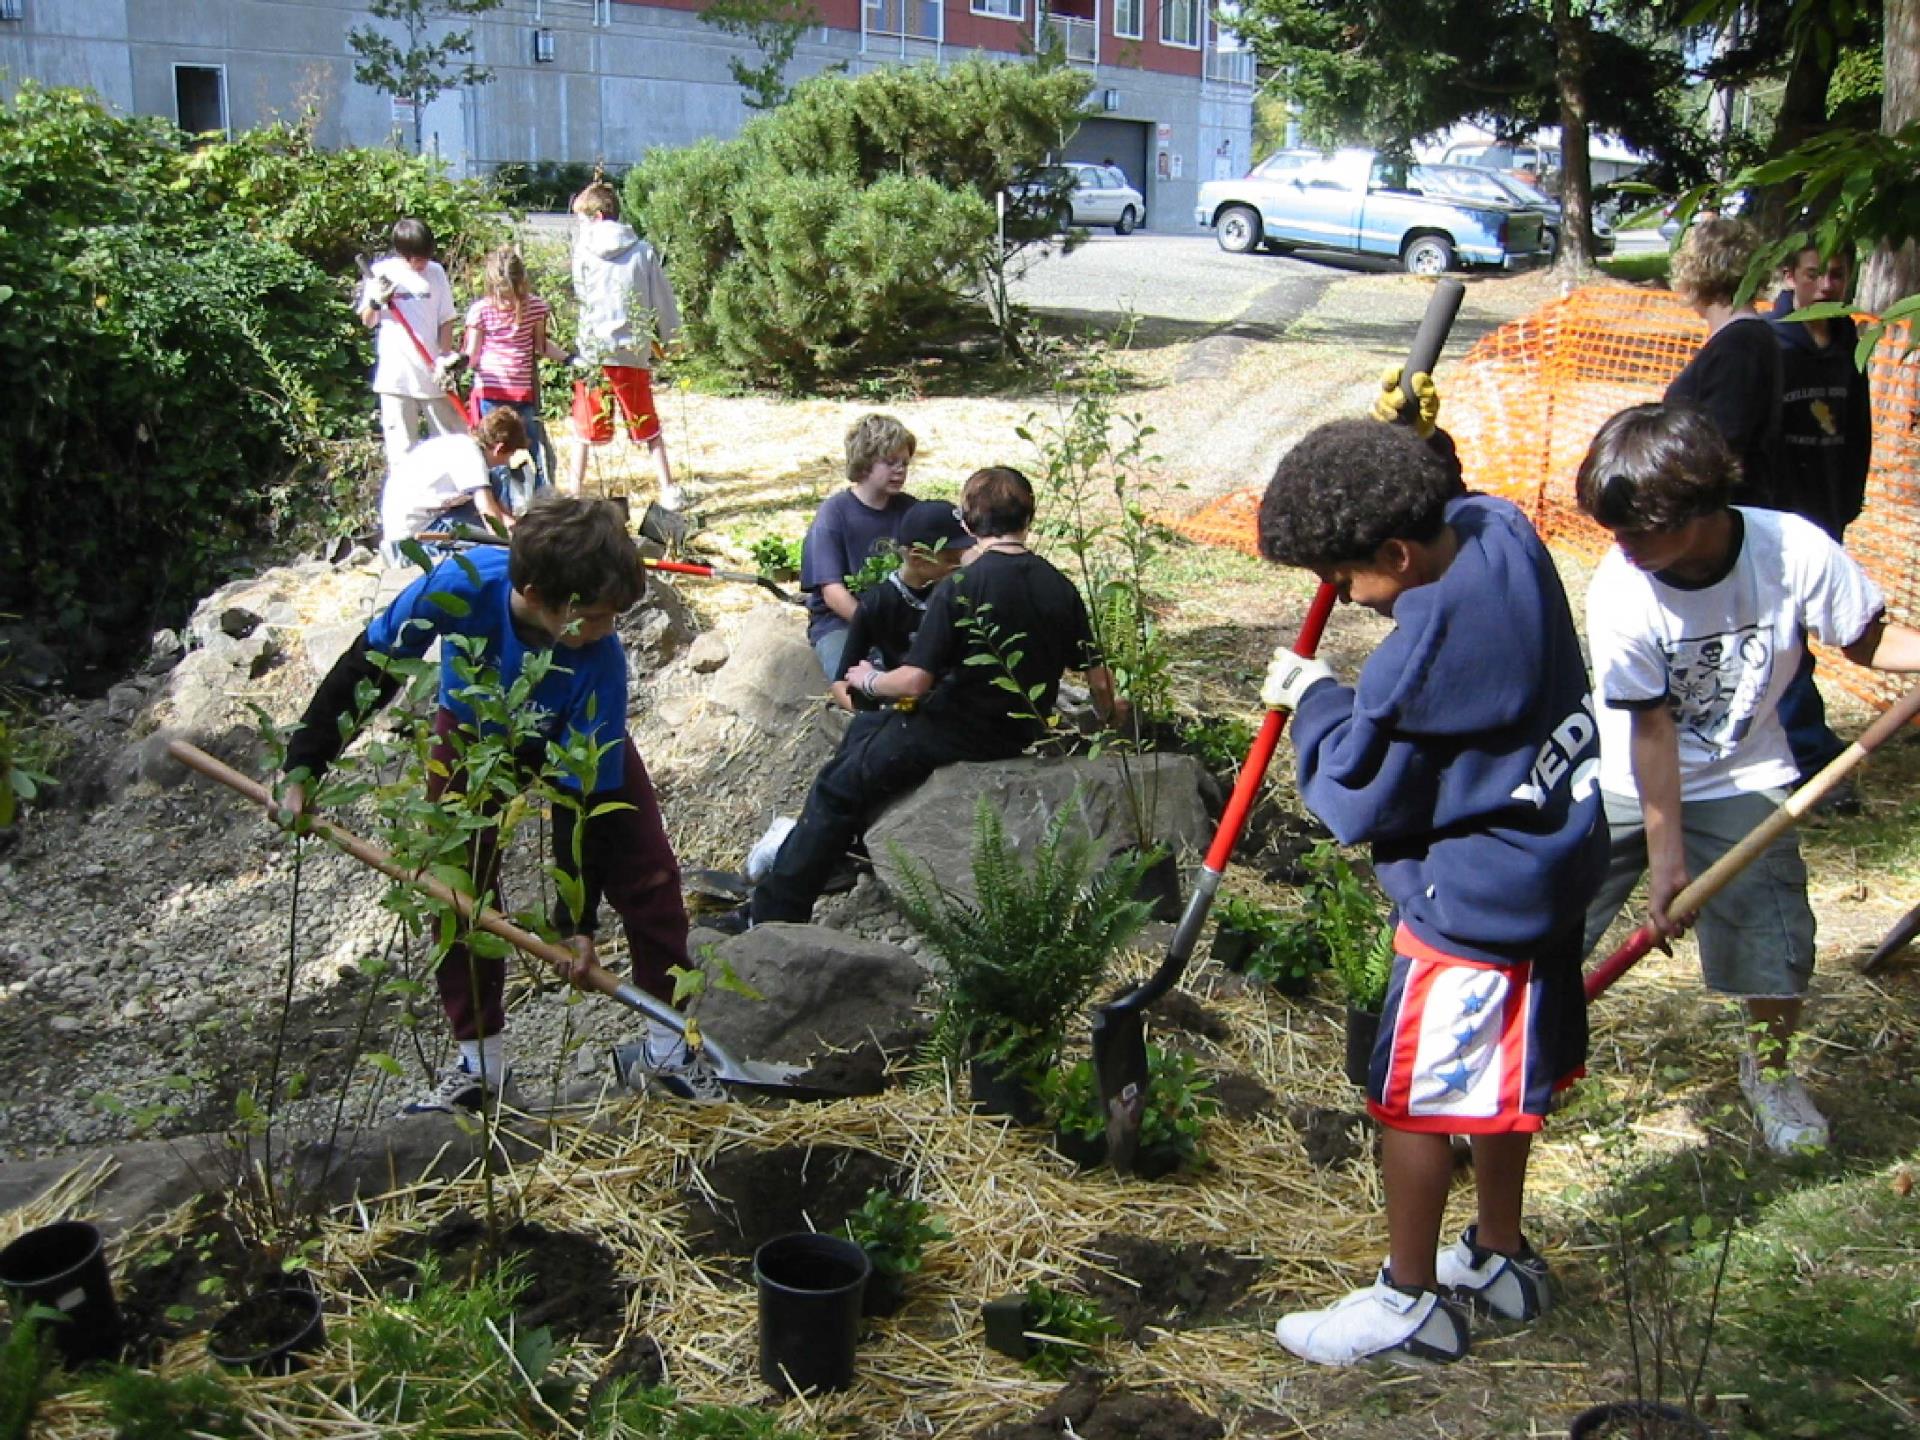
[173,65,228,136]
[866,0,941,38]
[1113,0,1141,39]
[1160,0,1199,47]
[972,0,1022,17]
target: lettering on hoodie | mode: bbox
[1510,696,1599,809]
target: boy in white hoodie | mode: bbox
[570,181,684,509]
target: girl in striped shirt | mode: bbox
[463,247,573,507]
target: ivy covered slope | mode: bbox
[628,58,1090,388]
[0,85,504,665]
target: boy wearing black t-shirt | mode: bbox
[722,468,1121,930]
[830,499,973,711]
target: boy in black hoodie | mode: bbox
[1258,420,1606,1367]
[1769,243,1875,782]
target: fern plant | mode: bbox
[892,795,1157,1078]
[1305,842,1394,1012]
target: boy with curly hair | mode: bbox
[1576,403,1920,1153]
[1258,419,1605,1367]
[800,413,920,679]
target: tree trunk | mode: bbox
[1860,0,1920,311]
[1552,0,1594,273]
[1752,20,1840,237]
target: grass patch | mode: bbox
[1600,251,1671,284]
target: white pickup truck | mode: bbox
[1196,148,1550,274]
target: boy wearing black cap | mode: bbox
[830,499,973,711]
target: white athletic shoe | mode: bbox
[1436,1226,1551,1321]
[1739,1053,1830,1154]
[400,1059,514,1117]
[746,816,797,883]
[1274,1274,1468,1367]
[609,1033,730,1104]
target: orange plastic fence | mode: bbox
[1169,283,1920,708]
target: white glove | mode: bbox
[569,352,596,371]
[431,352,467,388]
[1261,649,1334,712]
[365,274,396,308]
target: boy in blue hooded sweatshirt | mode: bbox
[1257,419,1606,1368]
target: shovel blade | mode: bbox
[608,1042,850,1102]
[639,502,690,550]
[1091,1005,1149,1173]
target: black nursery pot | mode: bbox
[754,1233,870,1395]
[1568,1400,1713,1439]
[861,1263,908,1318]
[1210,925,1255,973]
[0,1220,121,1366]
[1265,965,1315,998]
[1343,1005,1381,1089]
[1052,1126,1108,1171]
[981,1293,1035,1360]
[207,1285,326,1375]
[969,1056,1048,1126]
[1131,849,1184,924]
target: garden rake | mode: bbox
[167,739,848,1100]
[1092,277,1467,1173]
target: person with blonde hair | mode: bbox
[462,245,574,504]
[1664,216,1783,508]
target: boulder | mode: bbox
[869,753,1212,906]
[619,573,696,672]
[686,630,729,674]
[700,613,825,734]
[688,923,924,1067]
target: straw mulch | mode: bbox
[14,919,1658,1440]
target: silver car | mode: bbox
[1412,163,1615,260]
[1018,162,1147,234]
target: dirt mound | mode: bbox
[1207,1070,1275,1120]
[681,1144,900,1261]
[983,1370,1225,1440]
[1075,1231,1263,1341]
[116,1193,282,1362]
[1147,989,1231,1042]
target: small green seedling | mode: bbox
[844,1189,947,1279]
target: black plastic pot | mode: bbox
[1131,849,1184,924]
[0,1220,121,1366]
[981,1293,1034,1360]
[207,1286,326,1375]
[754,1232,870,1395]
[1264,965,1315,998]
[1131,1144,1187,1181]
[1052,1126,1108,1171]
[1210,925,1255,973]
[969,1055,1048,1126]
[860,1264,907,1319]
[1344,1005,1381,1089]
[1567,1401,1713,1438]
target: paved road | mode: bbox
[1005,232,1366,340]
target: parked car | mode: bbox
[1010,162,1146,234]
[1440,138,1646,194]
[1194,148,1549,274]
[1412,163,1615,259]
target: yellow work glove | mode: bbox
[1369,366,1440,439]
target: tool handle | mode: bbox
[166,739,628,1000]
[1401,278,1464,410]
[1586,674,1920,999]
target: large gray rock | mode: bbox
[689,923,924,1066]
[700,615,825,734]
[869,753,1211,905]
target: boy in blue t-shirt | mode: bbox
[277,497,711,1112]
[1256,420,1606,1367]
[800,413,919,678]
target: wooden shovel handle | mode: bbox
[165,739,631,1004]
[1585,674,1920,999]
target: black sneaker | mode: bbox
[704,905,753,936]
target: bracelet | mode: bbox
[863,670,881,700]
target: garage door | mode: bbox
[1062,118,1151,199]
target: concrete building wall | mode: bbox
[0,0,1250,232]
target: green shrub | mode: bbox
[631,58,1088,387]
[90,1365,240,1440]
[1304,842,1393,1011]
[492,159,618,213]
[0,84,500,658]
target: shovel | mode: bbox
[1859,897,1920,977]
[1585,674,1920,999]
[1092,276,1467,1172]
[165,739,845,1100]
[413,528,802,606]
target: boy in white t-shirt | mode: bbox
[358,217,464,468]
[1577,403,1920,1153]
[379,408,526,562]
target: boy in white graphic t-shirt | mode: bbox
[1577,403,1920,1153]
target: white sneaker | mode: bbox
[400,1059,514,1117]
[1739,1053,1830,1154]
[745,816,796,883]
[657,482,687,512]
[1436,1226,1551,1321]
[609,1033,730,1104]
[1274,1274,1468,1367]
